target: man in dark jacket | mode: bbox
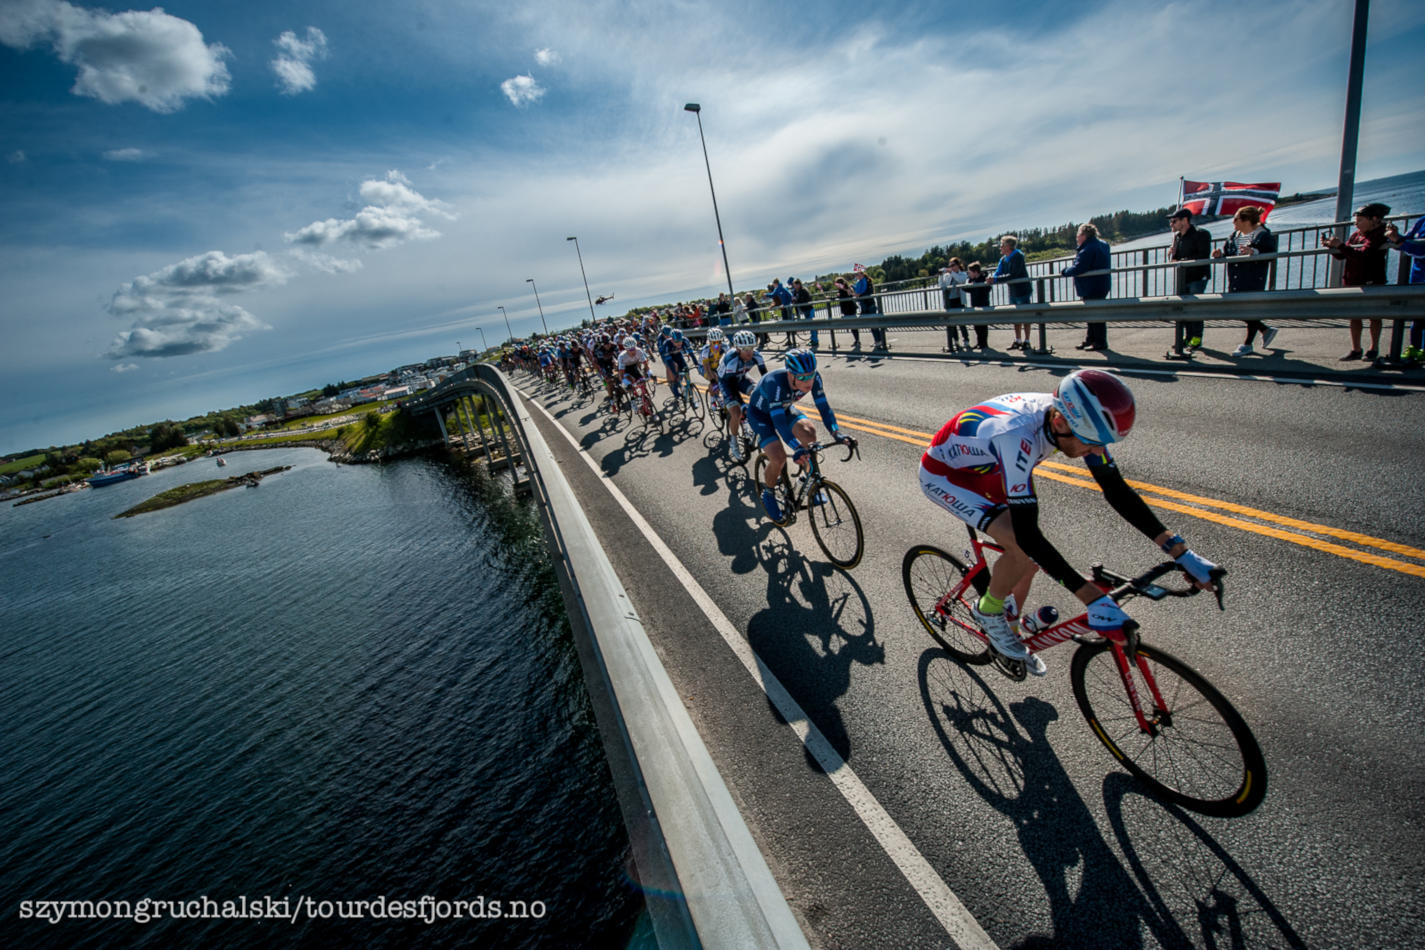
[1062,223,1112,349]
[1324,202,1390,360]
[1168,208,1212,353]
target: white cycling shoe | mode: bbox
[972,605,1028,660]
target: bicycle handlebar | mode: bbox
[802,436,860,464]
[1096,561,1228,611]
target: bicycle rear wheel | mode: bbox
[808,480,863,569]
[751,455,794,524]
[1071,640,1266,817]
[900,546,991,664]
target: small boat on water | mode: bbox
[87,461,148,487]
[216,457,227,467]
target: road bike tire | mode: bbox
[900,545,992,664]
[687,381,706,421]
[1070,640,1267,817]
[808,480,863,569]
[751,455,794,525]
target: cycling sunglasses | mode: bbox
[791,371,816,382]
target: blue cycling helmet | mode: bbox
[670,329,685,343]
[784,348,816,376]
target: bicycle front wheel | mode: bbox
[687,382,706,421]
[1071,641,1267,817]
[808,480,863,569]
[900,546,991,664]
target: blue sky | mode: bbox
[2,0,1423,454]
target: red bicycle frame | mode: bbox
[940,529,1168,735]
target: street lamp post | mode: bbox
[497,305,513,344]
[683,102,736,300]
[566,236,598,324]
[476,327,487,352]
[525,278,549,336]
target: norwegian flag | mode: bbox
[1181,180,1282,219]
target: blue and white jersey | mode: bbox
[717,348,766,381]
[747,369,839,446]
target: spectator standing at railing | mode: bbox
[939,259,972,352]
[833,277,861,349]
[1168,208,1213,352]
[765,278,796,347]
[715,292,734,327]
[989,235,1033,349]
[791,278,819,350]
[1213,205,1278,357]
[1323,202,1390,361]
[1063,223,1112,350]
[964,262,992,349]
[1385,215,1425,364]
[853,266,888,350]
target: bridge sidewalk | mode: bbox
[804,320,1422,386]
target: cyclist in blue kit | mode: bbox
[746,347,849,521]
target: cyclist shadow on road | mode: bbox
[746,537,883,770]
[917,651,1180,949]
[710,478,777,575]
[1101,773,1307,949]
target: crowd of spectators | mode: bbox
[563,200,1418,366]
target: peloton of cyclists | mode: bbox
[745,347,849,522]
[716,329,768,462]
[918,368,1219,675]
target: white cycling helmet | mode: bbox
[1053,369,1136,445]
[621,336,638,349]
[707,327,726,342]
[732,330,756,349]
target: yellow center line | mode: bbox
[833,413,1425,578]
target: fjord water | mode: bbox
[1,448,641,947]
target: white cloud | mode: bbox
[271,26,328,96]
[102,147,147,161]
[283,171,453,250]
[0,0,230,113]
[105,251,288,359]
[288,248,365,274]
[500,74,544,107]
[533,47,559,66]
[111,362,139,373]
[7,150,25,164]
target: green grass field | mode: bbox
[1,453,47,476]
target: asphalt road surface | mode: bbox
[516,352,1425,950]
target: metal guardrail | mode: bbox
[408,366,809,950]
[694,285,1425,354]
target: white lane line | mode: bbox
[521,390,1000,950]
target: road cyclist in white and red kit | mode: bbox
[918,368,1220,675]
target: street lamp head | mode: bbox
[684,103,700,113]
[566,236,576,241]
[525,278,534,283]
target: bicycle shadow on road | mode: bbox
[917,650,1175,949]
[746,538,882,770]
[1101,773,1307,950]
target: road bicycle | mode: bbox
[627,378,664,434]
[902,526,1266,817]
[665,365,704,421]
[752,438,863,568]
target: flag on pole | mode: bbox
[853,263,866,274]
[1181,180,1282,219]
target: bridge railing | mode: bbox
[407,365,810,950]
[709,284,1425,358]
